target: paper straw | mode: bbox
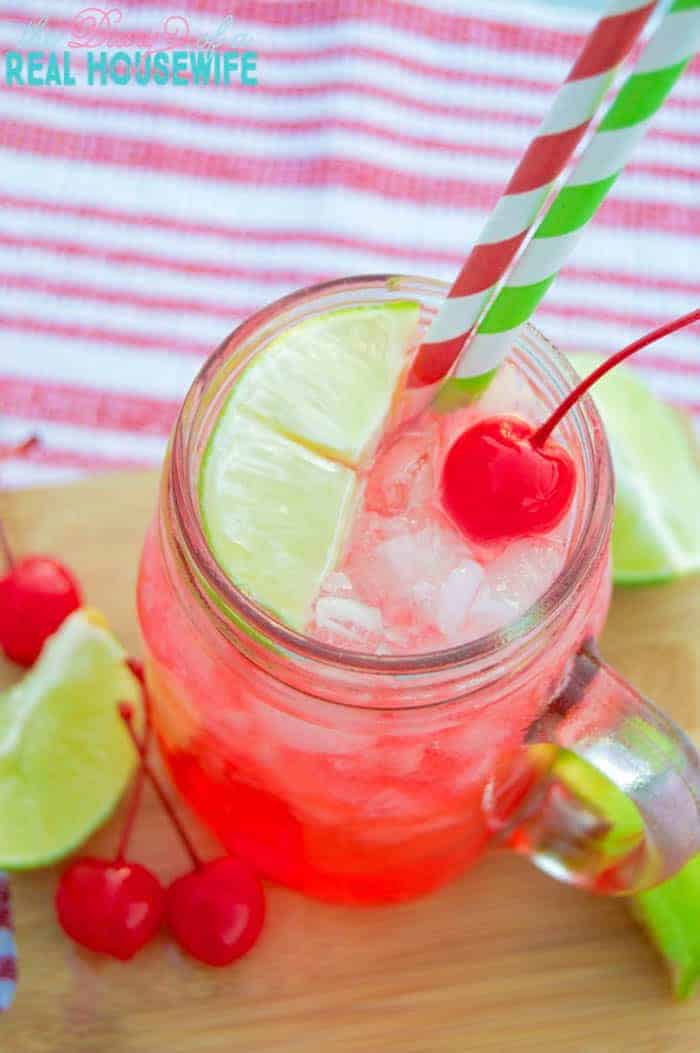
[448,0,700,395]
[0,874,17,1012]
[409,0,657,388]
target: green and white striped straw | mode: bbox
[447,0,700,393]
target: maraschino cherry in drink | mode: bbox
[137,277,700,905]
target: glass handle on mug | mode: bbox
[488,642,700,894]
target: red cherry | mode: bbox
[167,857,265,967]
[440,312,700,546]
[55,858,164,961]
[55,693,158,962]
[441,416,576,545]
[0,435,82,665]
[0,556,82,666]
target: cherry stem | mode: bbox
[115,730,149,862]
[0,436,40,570]
[125,657,145,686]
[531,309,700,448]
[118,702,202,871]
[0,435,39,464]
[0,518,13,571]
[115,673,152,862]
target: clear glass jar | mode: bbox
[137,275,700,904]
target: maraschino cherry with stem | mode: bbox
[120,704,266,968]
[0,435,83,666]
[442,309,700,545]
[55,705,165,961]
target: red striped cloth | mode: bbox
[0,0,698,487]
[0,873,16,1011]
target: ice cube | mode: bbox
[255,701,375,756]
[468,584,515,636]
[376,531,419,579]
[436,562,485,638]
[340,511,408,599]
[365,425,437,516]
[484,538,563,616]
[477,361,543,422]
[364,511,413,540]
[342,513,480,651]
[321,571,353,595]
[383,628,414,653]
[315,595,383,640]
[411,580,438,621]
[376,522,469,596]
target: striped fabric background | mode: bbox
[0,874,16,1010]
[0,0,698,489]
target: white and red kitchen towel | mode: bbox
[0,874,16,1011]
[0,0,697,1011]
[0,0,698,489]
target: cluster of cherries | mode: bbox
[1,310,696,965]
[0,437,265,968]
[56,684,266,965]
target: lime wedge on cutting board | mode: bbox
[567,354,700,584]
[634,856,700,1000]
[552,749,700,999]
[200,301,420,629]
[0,610,141,869]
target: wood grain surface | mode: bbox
[1,470,699,1053]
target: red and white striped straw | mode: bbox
[409,0,657,387]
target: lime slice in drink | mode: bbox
[201,412,358,630]
[0,609,141,869]
[201,301,420,629]
[567,355,700,584]
[229,301,420,466]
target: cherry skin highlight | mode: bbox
[0,556,82,666]
[167,857,266,968]
[55,857,165,961]
[441,416,576,545]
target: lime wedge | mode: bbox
[567,355,700,584]
[0,610,141,869]
[634,855,700,1000]
[230,301,420,466]
[553,749,643,860]
[201,301,420,629]
[553,748,700,999]
[201,412,358,630]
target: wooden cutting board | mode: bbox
[1,470,699,1053]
